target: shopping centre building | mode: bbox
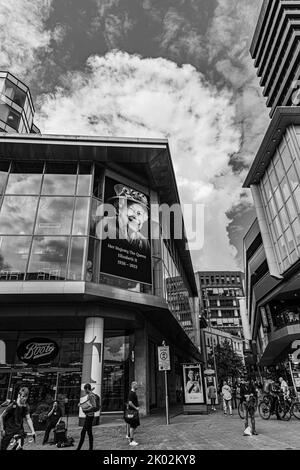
[0,73,202,424]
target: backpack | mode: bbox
[94,393,101,412]
[54,420,67,444]
[57,436,74,448]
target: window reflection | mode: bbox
[0,236,31,280]
[0,162,9,194]
[72,198,89,235]
[27,236,69,280]
[42,174,76,195]
[35,197,74,235]
[6,173,42,195]
[68,238,86,281]
[0,196,38,234]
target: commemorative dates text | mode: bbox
[103,453,196,467]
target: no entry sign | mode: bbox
[158,345,171,371]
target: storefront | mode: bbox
[0,134,202,423]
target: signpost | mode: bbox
[158,341,170,425]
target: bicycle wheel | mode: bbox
[238,402,245,419]
[279,403,291,421]
[292,401,300,420]
[259,401,271,420]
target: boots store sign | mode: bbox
[17,338,59,365]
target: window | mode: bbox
[35,197,74,235]
[26,236,69,280]
[0,236,31,280]
[0,196,38,234]
[6,162,43,195]
[42,163,77,195]
[287,165,299,192]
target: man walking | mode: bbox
[0,387,35,450]
[222,381,233,416]
[240,377,258,436]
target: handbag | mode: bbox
[124,404,138,422]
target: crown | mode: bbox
[110,184,149,208]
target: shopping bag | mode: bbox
[243,425,252,436]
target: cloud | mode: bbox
[37,51,246,270]
[0,0,55,79]
[207,0,269,169]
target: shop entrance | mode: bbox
[0,367,81,419]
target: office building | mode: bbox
[251,0,300,117]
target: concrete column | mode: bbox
[134,328,148,416]
[79,317,104,426]
[238,297,251,341]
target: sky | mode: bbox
[0,0,269,272]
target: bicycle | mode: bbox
[8,432,36,450]
[258,393,298,421]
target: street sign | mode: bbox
[158,346,170,371]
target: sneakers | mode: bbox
[252,431,259,436]
[129,440,139,446]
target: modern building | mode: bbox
[166,275,200,346]
[0,71,40,134]
[250,0,300,117]
[0,75,202,425]
[195,271,245,339]
[243,107,300,369]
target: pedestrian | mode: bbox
[125,381,140,447]
[279,377,290,399]
[42,400,62,445]
[0,386,36,450]
[208,383,217,412]
[221,380,233,416]
[240,377,258,435]
[232,381,237,409]
[76,383,98,450]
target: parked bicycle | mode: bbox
[259,392,300,421]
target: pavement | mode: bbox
[20,406,300,451]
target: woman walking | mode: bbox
[125,381,140,447]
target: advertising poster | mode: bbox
[98,177,152,285]
[204,375,219,405]
[182,363,205,405]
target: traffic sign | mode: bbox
[158,346,170,371]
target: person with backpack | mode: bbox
[76,383,100,451]
[0,387,36,450]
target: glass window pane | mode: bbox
[281,145,293,172]
[274,188,283,209]
[275,159,285,182]
[285,227,297,254]
[35,197,74,235]
[0,236,31,280]
[26,236,69,280]
[286,198,297,222]
[268,198,277,220]
[87,237,100,283]
[279,207,289,231]
[294,186,300,213]
[6,162,43,195]
[263,177,272,201]
[292,218,300,246]
[3,79,15,100]
[72,198,90,235]
[7,108,20,131]
[77,163,92,196]
[0,196,38,234]
[0,100,9,122]
[280,177,290,201]
[0,161,10,194]
[13,87,26,108]
[278,236,288,259]
[42,162,77,195]
[287,165,299,192]
[269,170,278,192]
[67,237,86,281]
[282,257,291,271]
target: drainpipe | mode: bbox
[250,184,283,280]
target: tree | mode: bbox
[208,339,245,385]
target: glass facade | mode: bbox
[0,72,35,133]
[0,161,92,281]
[260,131,300,273]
